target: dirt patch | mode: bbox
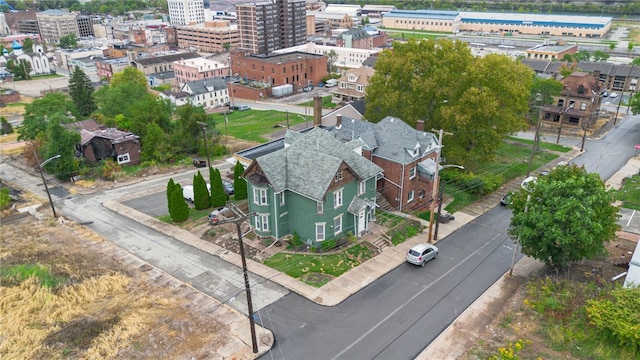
[0,216,247,359]
[461,235,637,359]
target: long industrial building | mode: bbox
[382,10,611,38]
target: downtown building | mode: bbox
[168,0,205,26]
[236,0,306,55]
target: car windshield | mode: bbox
[409,249,421,256]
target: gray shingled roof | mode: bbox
[256,128,382,202]
[183,77,228,95]
[332,116,437,164]
[134,52,200,66]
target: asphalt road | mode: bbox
[258,207,518,360]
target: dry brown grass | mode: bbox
[0,218,235,359]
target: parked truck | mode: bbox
[325,79,338,87]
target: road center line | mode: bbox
[330,232,506,360]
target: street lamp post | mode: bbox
[34,150,61,218]
[196,121,211,169]
[509,177,535,276]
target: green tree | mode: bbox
[508,164,620,270]
[609,42,616,50]
[561,53,574,62]
[209,167,227,207]
[59,33,77,49]
[0,116,14,135]
[574,50,591,62]
[632,57,640,66]
[365,39,532,167]
[22,37,34,53]
[68,66,96,117]
[173,103,208,152]
[628,42,634,51]
[94,67,151,121]
[233,160,247,200]
[40,116,81,181]
[592,50,610,62]
[193,170,210,210]
[18,92,78,140]
[141,122,174,162]
[169,185,189,222]
[166,178,177,211]
[7,58,32,80]
[586,287,640,351]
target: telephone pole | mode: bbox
[209,205,259,353]
[428,129,453,243]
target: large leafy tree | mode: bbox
[173,103,209,152]
[233,160,247,200]
[18,92,78,140]
[22,37,34,53]
[94,68,149,119]
[508,164,620,270]
[39,116,81,181]
[7,58,32,80]
[68,66,96,118]
[59,33,77,49]
[365,38,532,168]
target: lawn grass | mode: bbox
[616,174,640,210]
[263,243,374,287]
[507,137,572,153]
[158,207,212,225]
[0,263,67,288]
[211,109,305,143]
[444,140,559,211]
[297,95,337,109]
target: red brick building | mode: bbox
[230,50,327,91]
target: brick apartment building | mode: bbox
[176,20,240,53]
[230,49,327,91]
[173,57,229,87]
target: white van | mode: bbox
[182,184,211,203]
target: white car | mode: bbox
[609,92,618,98]
[406,244,439,267]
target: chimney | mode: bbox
[416,120,425,131]
[313,96,322,127]
[336,114,342,129]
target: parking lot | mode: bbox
[617,208,640,235]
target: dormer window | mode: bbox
[577,85,585,95]
[348,74,357,82]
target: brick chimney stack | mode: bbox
[336,114,342,129]
[313,96,322,127]
[416,120,425,131]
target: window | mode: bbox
[316,223,325,241]
[569,100,575,109]
[280,192,285,206]
[334,214,342,235]
[317,201,324,213]
[253,187,267,205]
[117,153,130,164]
[409,167,416,179]
[334,189,343,208]
[580,102,587,110]
[255,214,269,231]
[335,170,343,182]
[408,190,415,202]
[359,180,366,195]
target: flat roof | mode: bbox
[384,9,459,21]
[459,11,611,29]
[249,51,324,64]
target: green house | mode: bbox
[243,127,383,245]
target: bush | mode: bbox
[320,239,336,252]
[100,159,124,181]
[0,187,11,210]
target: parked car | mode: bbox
[238,105,251,111]
[406,244,439,267]
[609,92,618,98]
[222,179,234,195]
[193,158,207,168]
[601,90,609,97]
[302,84,314,92]
[500,192,513,206]
[208,206,229,224]
[325,79,338,87]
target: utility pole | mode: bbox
[428,129,452,243]
[209,206,259,353]
[196,121,211,169]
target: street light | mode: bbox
[196,121,211,169]
[34,150,61,218]
[509,176,536,276]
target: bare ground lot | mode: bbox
[0,214,268,359]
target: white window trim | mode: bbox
[409,167,416,179]
[334,214,343,235]
[334,189,343,208]
[255,214,269,232]
[317,200,324,214]
[253,187,268,205]
[117,153,130,165]
[280,192,285,206]
[359,180,366,195]
[408,190,415,202]
[316,222,325,241]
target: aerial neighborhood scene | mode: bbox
[3,0,640,358]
